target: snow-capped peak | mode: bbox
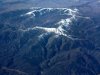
[20,8,78,40]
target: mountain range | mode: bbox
[0,0,100,75]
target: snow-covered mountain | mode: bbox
[0,0,100,75]
[0,7,100,75]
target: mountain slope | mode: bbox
[0,7,100,75]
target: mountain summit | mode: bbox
[0,0,100,75]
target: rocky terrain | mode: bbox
[0,0,100,75]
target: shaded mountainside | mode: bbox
[0,8,100,75]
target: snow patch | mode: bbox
[20,8,79,40]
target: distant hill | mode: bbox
[0,0,100,13]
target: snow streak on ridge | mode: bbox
[20,8,78,40]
